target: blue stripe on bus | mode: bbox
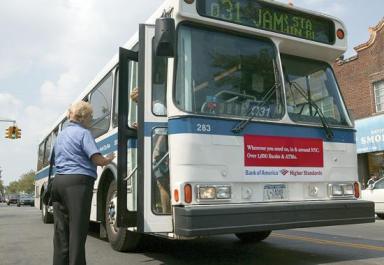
[35,136,137,181]
[167,116,355,143]
[35,167,55,181]
[144,122,169,136]
[93,134,137,154]
[36,117,354,181]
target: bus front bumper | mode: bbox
[174,200,375,237]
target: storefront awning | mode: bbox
[356,114,384,154]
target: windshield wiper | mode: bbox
[232,83,279,133]
[287,80,334,140]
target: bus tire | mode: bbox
[235,230,272,243]
[42,202,54,224]
[105,180,142,252]
[377,213,384,219]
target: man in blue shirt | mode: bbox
[51,101,115,265]
[55,122,100,178]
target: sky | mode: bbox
[0,0,383,186]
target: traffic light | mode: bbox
[15,127,21,139]
[4,126,21,139]
[4,127,12,139]
[10,126,16,139]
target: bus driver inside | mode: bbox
[130,87,171,214]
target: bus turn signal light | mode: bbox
[174,189,179,202]
[184,184,192,203]
[354,182,360,198]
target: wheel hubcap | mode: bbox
[107,193,118,233]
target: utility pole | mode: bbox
[0,119,16,124]
[0,166,3,199]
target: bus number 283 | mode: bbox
[196,123,212,133]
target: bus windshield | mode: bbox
[175,24,284,120]
[282,55,352,127]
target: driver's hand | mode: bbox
[153,150,160,161]
[130,87,139,102]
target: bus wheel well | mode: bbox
[97,169,115,223]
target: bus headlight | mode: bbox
[198,186,216,199]
[197,185,231,200]
[343,184,354,196]
[328,183,354,197]
[216,186,231,199]
[331,185,343,196]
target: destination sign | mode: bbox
[196,0,335,44]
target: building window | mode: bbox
[374,80,384,112]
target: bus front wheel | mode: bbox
[235,230,272,243]
[105,180,142,252]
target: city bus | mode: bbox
[35,0,374,251]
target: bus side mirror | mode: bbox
[154,17,175,58]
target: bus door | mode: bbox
[138,24,172,233]
[116,47,139,228]
[117,24,172,233]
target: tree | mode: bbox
[0,179,4,196]
[18,170,35,194]
[6,181,20,194]
[5,170,36,194]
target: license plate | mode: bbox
[263,184,287,201]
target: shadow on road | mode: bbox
[133,232,384,265]
[85,215,384,265]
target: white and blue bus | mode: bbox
[35,0,374,251]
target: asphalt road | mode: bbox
[1,203,384,265]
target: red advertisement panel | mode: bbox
[244,135,323,167]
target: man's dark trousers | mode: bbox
[52,174,94,265]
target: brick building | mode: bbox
[333,18,384,185]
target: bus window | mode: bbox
[151,127,170,215]
[89,73,113,138]
[43,134,53,168]
[282,55,351,127]
[51,128,58,150]
[128,61,139,128]
[37,141,45,171]
[113,61,139,128]
[152,38,167,116]
[113,44,139,128]
[113,70,119,128]
[175,24,284,119]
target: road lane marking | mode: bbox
[272,233,384,252]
